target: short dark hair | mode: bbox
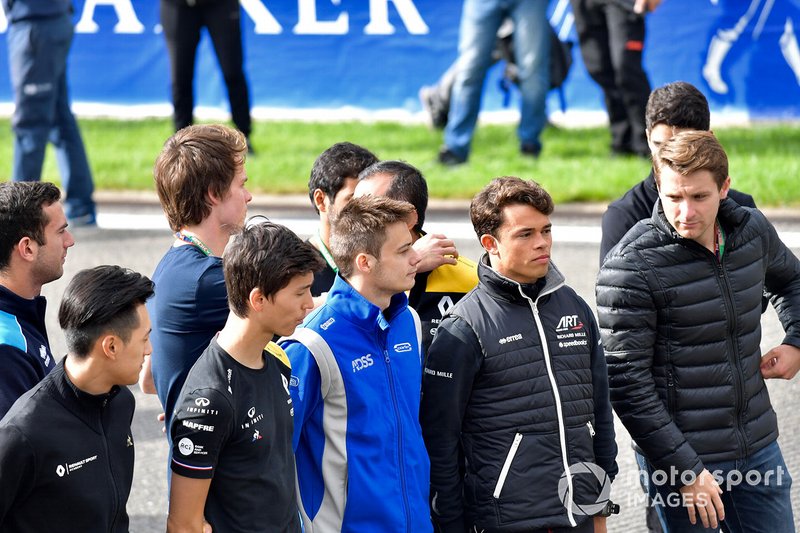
[653,130,729,190]
[59,266,154,358]
[154,124,248,232]
[224,220,324,318]
[308,142,378,214]
[645,81,711,132]
[0,182,61,271]
[330,195,416,279]
[358,160,428,234]
[470,177,554,239]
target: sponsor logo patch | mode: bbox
[178,438,194,456]
[394,342,412,353]
[352,354,374,372]
[498,333,523,345]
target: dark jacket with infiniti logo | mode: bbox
[420,255,618,532]
[0,360,135,532]
[597,199,800,475]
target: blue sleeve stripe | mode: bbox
[0,310,27,352]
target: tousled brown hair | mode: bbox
[653,130,728,189]
[470,177,554,239]
[154,124,247,231]
[330,195,415,279]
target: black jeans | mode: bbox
[160,0,251,136]
[570,0,651,153]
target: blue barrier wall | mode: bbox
[0,0,798,119]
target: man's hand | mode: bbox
[679,469,724,529]
[633,0,662,14]
[414,233,458,273]
[593,515,608,533]
[761,344,800,379]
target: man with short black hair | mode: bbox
[306,142,379,300]
[0,181,75,417]
[146,124,252,426]
[167,221,322,533]
[0,265,154,532]
[282,196,431,532]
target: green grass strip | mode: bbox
[0,118,797,206]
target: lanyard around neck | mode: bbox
[175,231,214,257]
[312,231,338,273]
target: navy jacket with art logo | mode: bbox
[0,360,135,532]
[0,284,54,418]
[420,256,618,532]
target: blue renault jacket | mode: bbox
[281,275,431,533]
[0,285,54,418]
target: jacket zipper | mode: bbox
[522,285,577,528]
[587,421,595,437]
[493,433,523,498]
[383,348,412,533]
[101,398,120,531]
[715,258,748,458]
[666,369,676,413]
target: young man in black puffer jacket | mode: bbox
[422,177,618,533]
[597,131,800,532]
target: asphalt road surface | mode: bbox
[38,200,800,532]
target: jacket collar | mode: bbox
[325,274,410,332]
[0,284,48,330]
[46,359,121,432]
[477,253,565,304]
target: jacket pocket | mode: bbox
[564,422,604,516]
[491,430,569,527]
[493,433,523,498]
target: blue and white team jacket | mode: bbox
[281,275,432,533]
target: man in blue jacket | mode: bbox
[281,195,431,533]
[0,181,75,417]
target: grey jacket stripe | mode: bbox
[288,328,349,533]
[409,306,422,363]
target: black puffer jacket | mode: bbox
[596,199,800,476]
[421,256,618,532]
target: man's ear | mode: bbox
[249,287,266,313]
[14,236,37,264]
[312,189,328,214]
[207,186,224,206]
[100,334,119,360]
[355,252,373,274]
[720,176,731,199]
[480,233,499,255]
